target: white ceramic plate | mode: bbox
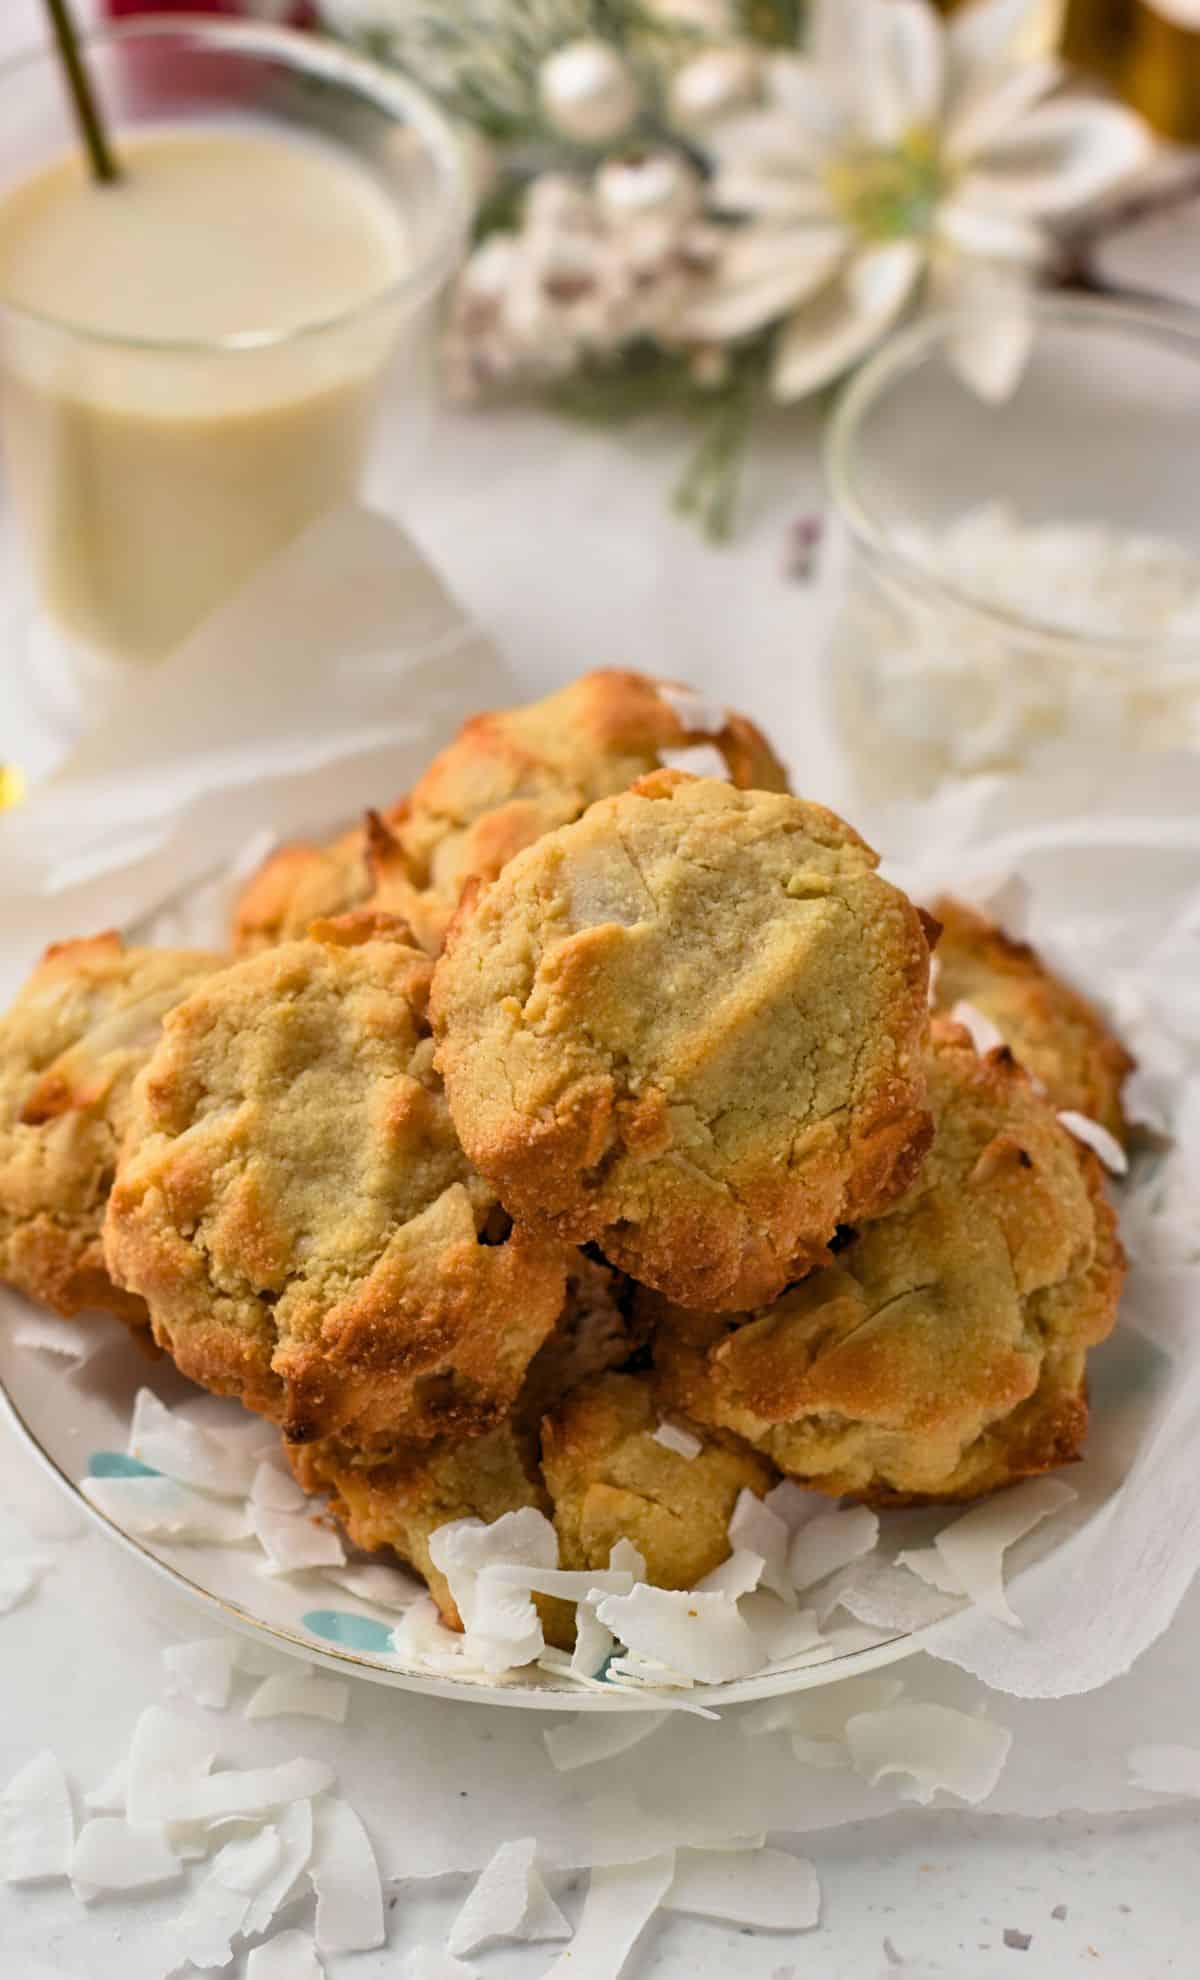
[0,1292,940,1710]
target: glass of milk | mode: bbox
[0,17,466,692]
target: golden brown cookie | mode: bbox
[0,934,223,1323]
[104,914,569,1449]
[654,1019,1124,1502]
[432,771,934,1311]
[517,1252,642,1428]
[541,1370,773,1590]
[291,1422,545,1630]
[230,669,788,958]
[932,896,1133,1143]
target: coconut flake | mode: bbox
[448,1836,571,1956]
[658,743,731,779]
[82,1474,254,1544]
[608,1538,647,1579]
[542,1853,675,1980]
[789,1507,879,1592]
[1129,1744,1200,1795]
[738,1593,824,1664]
[950,999,1007,1057]
[169,1758,333,1830]
[164,1638,237,1710]
[244,1801,313,1938]
[463,1580,545,1675]
[651,1421,703,1459]
[1058,1109,1129,1176]
[846,1703,1012,1805]
[125,1709,216,1828]
[482,1564,634,1603]
[389,1596,490,1678]
[128,1388,257,1498]
[428,1510,557,1634]
[0,1554,51,1613]
[665,1845,820,1929]
[596,1585,761,1683]
[85,1756,128,1815]
[245,1932,325,1980]
[741,1674,905,1770]
[0,1750,73,1882]
[323,1562,423,1610]
[12,1315,93,1360]
[894,1547,967,1597]
[246,1672,349,1724]
[400,1952,474,1980]
[696,1549,765,1600]
[922,1476,1078,1627]
[70,1817,179,1897]
[657,682,727,735]
[763,1479,825,1532]
[251,1460,308,1514]
[309,1795,384,1954]
[253,1502,346,1576]
[165,1878,250,1969]
[728,1488,794,1602]
[211,1826,282,1895]
[545,1712,669,1774]
[230,1641,298,1679]
[571,1603,616,1681]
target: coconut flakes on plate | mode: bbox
[737,1593,825,1665]
[728,1487,794,1602]
[252,1501,346,1576]
[243,1800,313,1938]
[82,1474,254,1545]
[541,1852,675,1980]
[658,744,732,779]
[1058,1109,1129,1176]
[163,1639,237,1711]
[309,1795,384,1954]
[595,1585,761,1684]
[544,1712,669,1774]
[0,1749,74,1882]
[664,1844,820,1930]
[251,1460,309,1515]
[696,1549,766,1600]
[570,1602,615,1681]
[323,1562,424,1610]
[0,1553,51,1614]
[893,1548,966,1598]
[245,1671,349,1725]
[245,1932,325,1980]
[1129,1744,1200,1795]
[846,1702,1012,1806]
[428,1509,557,1626]
[788,1506,879,1593]
[950,999,1008,1058]
[763,1479,826,1531]
[899,1477,1078,1628]
[650,1419,703,1459]
[481,1563,634,1603]
[11,1314,93,1360]
[656,682,727,735]
[128,1389,258,1499]
[125,1709,217,1829]
[70,1816,180,1898]
[448,1836,571,1956]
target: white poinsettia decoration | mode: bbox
[684,0,1152,401]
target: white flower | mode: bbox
[669,45,763,128]
[539,39,640,145]
[683,0,1152,401]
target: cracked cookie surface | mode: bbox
[654,1019,1124,1501]
[432,772,934,1310]
[0,933,223,1322]
[932,896,1133,1143]
[104,914,568,1449]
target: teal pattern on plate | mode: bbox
[87,1452,160,1478]
[302,1609,394,1654]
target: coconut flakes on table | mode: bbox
[400,1952,474,1980]
[788,1506,880,1594]
[252,1501,346,1576]
[728,1487,794,1602]
[160,1757,334,1831]
[1129,1744,1200,1795]
[309,1796,384,1955]
[542,1852,675,1980]
[448,1836,571,1956]
[740,1675,906,1770]
[164,1876,251,1971]
[128,1389,258,1499]
[1058,1109,1129,1176]
[85,1755,129,1815]
[0,1749,74,1882]
[82,1474,255,1545]
[243,1801,313,1938]
[245,1670,349,1725]
[164,1639,237,1711]
[596,1584,763,1685]
[846,1702,1012,1806]
[245,1933,324,1980]
[70,1817,181,1899]
[210,1825,282,1897]
[126,1710,217,1829]
[11,1314,93,1361]
[544,1711,670,1775]
[323,1561,424,1610]
[897,1477,1077,1628]
[665,1844,821,1931]
[0,1552,51,1614]
[650,1420,703,1460]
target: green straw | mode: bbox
[42,0,121,184]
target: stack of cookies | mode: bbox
[0,670,1129,1635]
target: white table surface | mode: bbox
[2,4,1198,1976]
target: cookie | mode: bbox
[230,670,788,958]
[541,1371,773,1590]
[104,914,569,1449]
[0,934,223,1322]
[932,896,1133,1143]
[654,1019,1124,1501]
[432,772,934,1309]
[291,1422,545,1630]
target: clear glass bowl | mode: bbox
[822,296,1200,804]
